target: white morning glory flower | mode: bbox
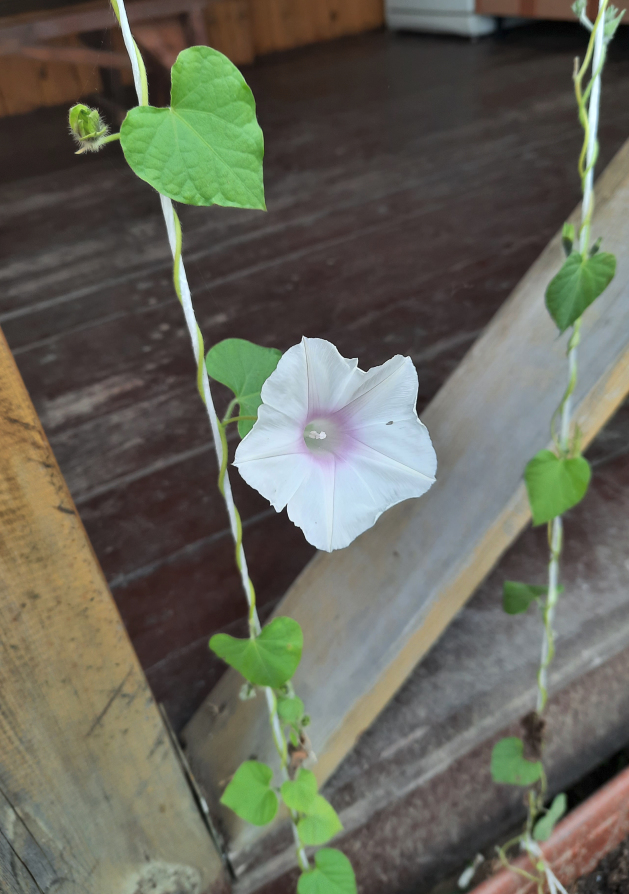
[234,337,437,552]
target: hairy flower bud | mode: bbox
[68,104,110,154]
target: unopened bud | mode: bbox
[68,104,110,154]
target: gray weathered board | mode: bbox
[0,329,229,894]
[183,139,629,863]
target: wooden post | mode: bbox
[183,139,629,866]
[0,330,230,893]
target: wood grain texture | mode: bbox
[3,25,629,732]
[182,138,629,859]
[0,329,229,893]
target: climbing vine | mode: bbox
[489,3,622,891]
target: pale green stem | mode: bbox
[535,0,605,719]
[110,0,308,872]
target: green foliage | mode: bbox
[525,450,591,526]
[502,581,564,615]
[220,761,278,825]
[120,47,265,209]
[210,617,303,687]
[545,251,616,332]
[206,338,282,436]
[280,769,342,845]
[297,849,357,894]
[533,793,567,841]
[278,696,305,725]
[490,737,543,786]
[297,796,343,846]
[561,222,575,257]
[281,768,318,813]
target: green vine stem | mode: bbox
[110,0,309,872]
[535,0,607,716]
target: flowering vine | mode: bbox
[488,3,622,892]
[69,4,436,892]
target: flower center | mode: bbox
[303,417,344,456]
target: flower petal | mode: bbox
[339,355,420,428]
[286,461,336,551]
[258,340,309,421]
[234,404,309,510]
[349,417,437,483]
[286,419,436,552]
[301,337,359,416]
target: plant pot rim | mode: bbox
[470,763,629,894]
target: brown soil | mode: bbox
[570,836,629,894]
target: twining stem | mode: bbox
[110,0,309,872]
[535,0,606,717]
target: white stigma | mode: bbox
[307,430,327,440]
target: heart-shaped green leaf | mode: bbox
[525,450,591,526]
[206,338,282,437]
[281,768,318,813]
[210,616,303,687]
[533,792,567,841]
[502,581,564,615]
[545,251,616,332]
[297,849,357,894]
[297,795,343,846]
[120,46,265,209]
[278,696,305,725]
[220,760,278,825]
[491,737,543,786]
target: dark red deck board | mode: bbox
[1,22,629,734]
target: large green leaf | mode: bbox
[545,251,616,332]
[277,696,305,725]
[524,450,591,526]
[220,761,278,825]
[502,581,564,615]
[297,795,343,846]
[490,737,543,787]
[281,768,318,813]
[206,338,282,436]
[210,616,303,687]
[120,46,265,209]
[297,849,357,894]
[533,793,567,841]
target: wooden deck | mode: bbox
[1,20,629,738]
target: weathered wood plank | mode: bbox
[3,26,629,737]
[182,139,629,859]
[0,328,229,893]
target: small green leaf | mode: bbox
[281,768,318,813]
[502,581,564,615]
[491,737,543,786]
[298,796,343,846]
[297,849,357,894]
[525,450,591,526]
[120,46,265,209]
[206,338,282,437]
[278,696,305,725]
[220,761,278,825]
[545,251,616,332]
[210,617,303,687]
[533,793,567,841]
[561,222,575,257]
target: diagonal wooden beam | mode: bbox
[182,137,629,864]
[0,329,230,893]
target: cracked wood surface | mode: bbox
[0,330,228,893]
